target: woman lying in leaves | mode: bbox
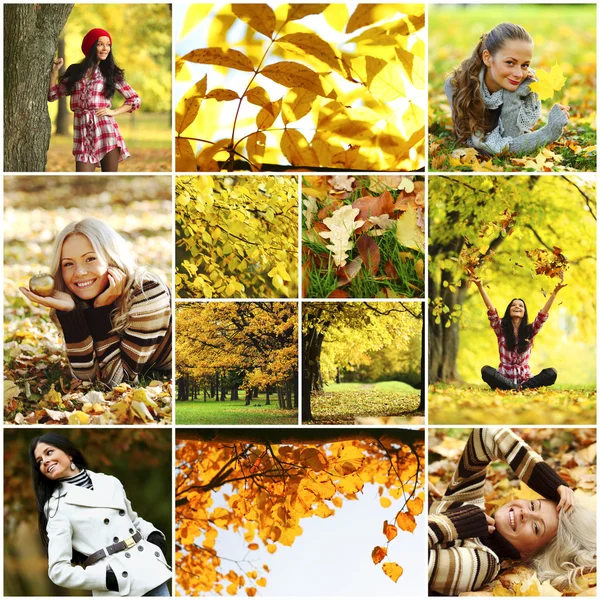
[444,22,569,155]
[472,277,565,390]
[19,218,171,387]
[428,428,596,595]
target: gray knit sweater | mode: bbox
[444,68,568,155]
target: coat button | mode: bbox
[122,572,128,578]
[138,545,144,551]
[129,528,134,534]
[119,510,125,516]
[104,518,110,524]
[113,537,119,543]
[154,551,160,557]
[125,552,131,558]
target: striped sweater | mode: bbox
[56,278,172,387]
[428,428,567,596]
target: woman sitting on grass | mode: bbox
[444,22,569,155]
[472,277,565,391]
[19,218,171,387]
[428,427,596,595]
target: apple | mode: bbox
[29,273,55,297]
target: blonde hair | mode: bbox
[449,23,533,143]
[531,504,596,591]
[49,218,159,334]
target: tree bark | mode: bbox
[4,4,73,171]
[54,35,69,135]
[302,327,324,421]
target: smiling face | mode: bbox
[495,498,559,555]
[61,233,109,300]
[96,36,111,61]
[33,442,76,480]
[509,299,526,319]
[483,39,534,93]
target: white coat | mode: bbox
[45,470,171,596]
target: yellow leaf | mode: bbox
[212,507,229,527]
[407,494,424,516]
[336,472,364,494]
[68,410,89,425]
[346,5,401,33]
[4,380,20,401]
[182,47,255,72]
[371,545,387,565]
[206,88,240,102]
[492,583,513,596]
[203,528,217,549]
[395,205,423,251]
[176,137,196,172]
[286,4,328,22]
[332,444,364,475]
[260,62,327,97]
[175,76,207,134]
[281,129,319,167]
[276,32,339,71]
[256,577,267,587]
[266,544,277,554]
[380,496,392,508]
[181,4,211,39]
[299,447,328,471]
[246,86,270,107]
[324,4,349,31]
[383,520,398,541]
[232,4,276,38]
[246,132,266,170]
[282,88,317,125]
[396,511,416,533]
[382,562,403,583]
[226,582,238,596]
[529,64,567,101]
[256,100,282,130]
[369,63,406,101]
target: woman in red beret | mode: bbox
[48,28,141,172]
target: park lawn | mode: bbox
[308,383,420,425]
[176,396,299,425]
[428,384,596,425]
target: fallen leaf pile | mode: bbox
[525,247,569,279]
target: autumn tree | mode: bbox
[176,428,425,595]
[176,302,298,409]
[176,175,298,298]
[429,175,596,384]
[175,4,425,171]
[4,4,73,171]
[302,302,422,421]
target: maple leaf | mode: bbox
[318,205,364,267]
[529,64,567,101]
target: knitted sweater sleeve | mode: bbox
[55,278,172,387]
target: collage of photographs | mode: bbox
[1,1,597,598]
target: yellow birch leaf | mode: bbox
[282,88,317,125]
[281,129,319,167]
[232,4,276,39]
[407,494,424,516]
[176,138,197,172]
[383,520,398,541]
[212,507,229,527]
[246,86,270,107]
[246,132,266,170]
[299,447,328,471]
[206,88,239,101]
[382,562,403,583]
[202,528,217,549]
[276,32,340,71]
[336,472,364,494]
[246,588,257,597]
[226,583,238,596]
[260,62,327,97]
[369,63,406,101]
[182,48,255,72]
[286,4,328,22]
[529,64,567,101]
[395,204,423,251]
[266,544,277,554]
[256,578,267,587]
[396,511,416,532]
[371,546,387,564]
[175,76,207,134]
[380,496,392,508]
[332,444,365,475]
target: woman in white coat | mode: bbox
[30,433,172,596]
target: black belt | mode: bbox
[83,531,143,567]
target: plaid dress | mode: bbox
[487,308,548,385]
[48,67,140,164]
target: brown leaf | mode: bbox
[384,259,398,280]
[285,4,328,22]
[352,190,395,224]
[205,88,240,101]
[337,257,363,287]
[328,289,349,298]
[182,48,255,72]
[371,545,387,565]
[232,4,276,38]
[260,62,327,97]
[396,511,416,533]
[356,234,380,275]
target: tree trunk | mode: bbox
[336,367,341,384]
[231,386,238,401]
[286,380,292,409]
[54,35,69,135]
[418,313,425,412]
[302,327,324,421]
[203,387,207,402]
[265,385,270,405]
[4,4,73,171]
[428,272,468,383]
[220,376,226,401]
[292,372,298,409]
[244,388,251,406]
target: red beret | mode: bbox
[81,28,112,56]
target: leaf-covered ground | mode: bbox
[4,177,172,425]
[175,398,298,425]
[428,5,596,172]
[308,386,422,425]
[428,384,596,425]
[429,428,597,597]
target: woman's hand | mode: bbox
[553,281,568,294]
[95,107,115,117]
[93,267,126,308]
[19,287,75,312]
[485,514,496,534]
[556,103,571,119]
[526,67,537,80]
[469,275,483,288]
[556,485,574,514]
[52,57,64,74]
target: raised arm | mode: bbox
[540,281,567,315]
[472,277,495,312]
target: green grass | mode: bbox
[175,395,298,425]
[429,383,596,425]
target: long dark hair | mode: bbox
[501,298,532,353]
[29,433,89,549]
[449,23,533,143]
[59,44,125,99]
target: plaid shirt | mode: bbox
[488,308,548,384]
[48,67,140,164]
[429,428,566,595]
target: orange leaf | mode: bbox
[383,520,398,541]
[248,543,259,551]
[407,494,424,516]
[382,562,403,583]
[356,234,380,275]
[256,577,267,587]
[396,511,416,533]
[371,545,387,565]
[384,259,398,280]
[328,289,349,298]
[380,496,392,508]
[352,190,395,226]
[246,588,257,597]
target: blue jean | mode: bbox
[144,582,170,596]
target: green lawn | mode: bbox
[176,395,298,425]
[429,384,596,425]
